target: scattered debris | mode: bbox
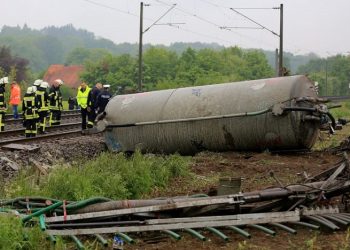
[1,143,40,152]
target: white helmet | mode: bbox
[103,84,111,88]
[54,79,64,85]
[26,86,35,94]
[40,81,49,89]
[0,77,9,85]
[32,86,37,93]
[33,79,43,87]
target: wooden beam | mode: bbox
[45,196,243,223]
[46,211,300,236]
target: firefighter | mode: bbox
[48,79,63,126]
[36,81,49,133]
[87,82,102,128]
[33,79,42,91]
[76,82,91,130]
[22,87,39,137]
[96,84,112,114]
[0,77,8,131]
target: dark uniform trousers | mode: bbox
[81,107,88,130]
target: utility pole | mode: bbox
[278,3,283,76]
[137,3,177,92]
[325,59,328,95]
[275,48,279,77]
[138,2,144,92]
[229,5,284,76]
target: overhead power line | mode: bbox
[230,8,279,37]
[156,0,277,48]
[82,0,139,18]
[144,4,177,33]
[81,0,238,45]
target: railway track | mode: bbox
[4,109,80,120]
[4,110,81,128]
[0,122,83,146]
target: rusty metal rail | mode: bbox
[0,122,82,145]
[4,109,80,120]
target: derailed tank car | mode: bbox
[97,75,331,154]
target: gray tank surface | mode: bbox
[98,75,327,154]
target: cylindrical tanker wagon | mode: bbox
[96,75,331,154]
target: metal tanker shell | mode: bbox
[101,75,319,154]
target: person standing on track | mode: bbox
[9,81,21,119]
[87,82,102,128]
[22,87,39,137]
[96,84,112,115]
[36,81,49,134]
[0,77,8,131]
[48,79,63,126]
[76,82,91,130]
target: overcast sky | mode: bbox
[0,0,349,56]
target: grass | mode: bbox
[330,101,350,119]
[0,151,191,250]
[6,151,190,201]
[0,215,51,250]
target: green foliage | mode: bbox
[65,47,110,65]
[298,55,350,96]
[7,152,190,200]
[80,45,275,92]
[0,215,50,250]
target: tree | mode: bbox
[0,46,29,82]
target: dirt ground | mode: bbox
[129,127,350,250]
[2,126,350,249]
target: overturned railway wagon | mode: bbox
[98,75,329,154]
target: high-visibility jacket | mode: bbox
[22,94,39,120]
[9,84,21,105]
[76,86,91,109]
[36,88,49,112]
[0,86,6,113]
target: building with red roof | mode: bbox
[43,65,84,89]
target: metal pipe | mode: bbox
[288,221,320,230]
[162,230,181,240]
[116,232,134,244]
[247,224,276,236]
[95,234,108,247]
[46,235,56,244]
[70,235,85,250]
[226,226,251,238]
[269,223,297,234]
[39,215,46,231]
[22,201,63,223]
[331,214,350,223]
[206,227,229,241]
[183,228,206,241]
[303,215,339,230]
[106,108,272,129]
[319,214,348,226]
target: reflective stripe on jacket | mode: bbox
[23,95,38,119]
[36,90,49,112]
[0,87,7,113]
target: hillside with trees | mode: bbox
[0,24,317,74]
[80,46,275,92]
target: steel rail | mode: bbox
[4,109,80,119]
[0,122,81,138]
